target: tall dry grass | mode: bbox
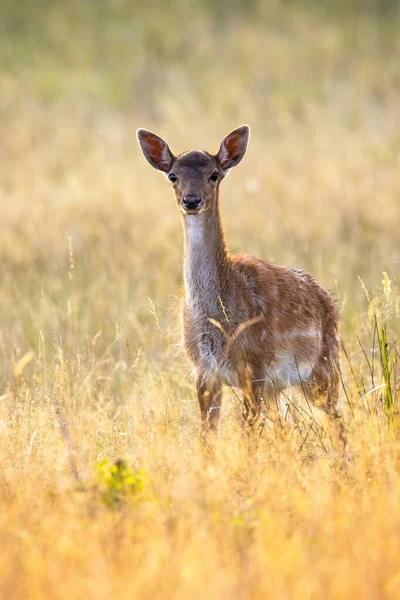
[1,1,400,598]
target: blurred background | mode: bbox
[0,0,400,364]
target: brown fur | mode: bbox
[137,126,343,439]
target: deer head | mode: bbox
[137,126,250,215]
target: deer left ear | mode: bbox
[217,125,250,172]
[136,128,175,173]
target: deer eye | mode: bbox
[168,173,177,183]
[210,172,219,183]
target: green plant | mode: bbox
[95,459,148,508]
[374,273,396,417]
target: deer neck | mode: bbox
[183,205,230,310]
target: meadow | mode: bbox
[1,1,400,598]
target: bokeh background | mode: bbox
[1,2,400,598]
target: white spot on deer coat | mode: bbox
[268,353,313,388]
[277,327,321,342]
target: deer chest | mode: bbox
[183,309,235,383]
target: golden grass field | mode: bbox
[1,1,400,598]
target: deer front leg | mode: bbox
[196,372,222,437]
[242,382,263,428]
[240,366,265,430]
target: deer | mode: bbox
[137,125,345,444]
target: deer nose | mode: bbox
[182,194,202,211]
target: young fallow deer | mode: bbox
[137,125,344,442]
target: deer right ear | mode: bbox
[136,129,175,173]
[217,125,250,172]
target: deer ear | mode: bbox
[217,125,250,172]
[137,129,175,172]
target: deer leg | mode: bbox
[196,372,222,437]
[307,367,347,448]
[241,379,261,429]
[242,369,285,427]
[240,370,289,452]
[240,366,267,433]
